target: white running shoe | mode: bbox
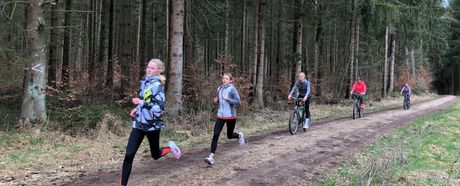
[168,141,181,159]
[204,155,214,165]
[303,119,310,131]
[238,132,245,145]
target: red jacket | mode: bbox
[351,81,367,94]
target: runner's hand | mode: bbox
[132,98,141,105]
[130,108,137,118]
[288,94,292,101]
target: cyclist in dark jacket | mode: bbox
[401,83,411,101]
[288,72,311,130]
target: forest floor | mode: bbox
[41,95,457,186]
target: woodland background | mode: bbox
[0,0,459,132]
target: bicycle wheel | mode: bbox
[358,107,363,118]
[289,110,300,135]
[352,104,357,119]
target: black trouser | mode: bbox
[210,118,239,153]
[121,128,169,185]
[353,93,364,106]
[298,95,311,120]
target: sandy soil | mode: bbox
[52,95,458,185]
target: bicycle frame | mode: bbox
[352,93,363,119]
[403,94,410,110]
[289,98,305,135]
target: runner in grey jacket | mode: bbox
[217,83,241,119]
[205,73,245,165]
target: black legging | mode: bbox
[121,128,169,185]
[355,94,365,106]
[210,118,240,153]
[298,96,311,120]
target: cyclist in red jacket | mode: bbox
[350,77,367,109]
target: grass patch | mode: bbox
[316,101,460,185]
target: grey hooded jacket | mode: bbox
[216,84,241,119]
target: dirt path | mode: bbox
[62,96,458,186]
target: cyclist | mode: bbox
[350,76,367,109]
[400,83,411,103]
[288,72,311,131]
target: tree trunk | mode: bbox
[313,0,320,96]
[119,0,132,92]
[224,0,230,54]
[98,0,109,86]
[348,0,357,98]
[383,25,389,97]
[405,46,410,67]
[137,0,146,79]
[388,35,396,94]
[354,15,360,79]
[106,0,115,87]
[62,0,72,88]
[255,0,265,108]
[150,2,157,59]
[293,0,303,76]
[166,0,184,114]
[48,0,60,88]
[251,0,260,88]
[185,0,196,69]
[410,47,416,81]
[241,0,247,75]
[21,0,47,125]
[88,0,96,82]
[165,0,170,67]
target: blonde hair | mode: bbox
[148,58,166,84]
[223,73,233,80]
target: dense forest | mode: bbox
[0,0,459,127]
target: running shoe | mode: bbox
[303,118,310,131]
[238,132,245,145]
[204,155,214,165]
[168,141,181,159]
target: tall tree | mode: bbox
[348,0,358,98]
[98,0,109,86]
[252,0,260,87]
[62,0,72,88]
[293,0,304,75]
[255,0,266,108]
[119,0,132,92]
[166,0,185,114]
[240,0,247,75]
[47,0,60,88]
[388,35,396,94]
[106,0,115,87]
[382,25,389,97]
[21,0,47,124]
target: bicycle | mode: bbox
[403,94,410,110]
[352,93,364,119]
[288,98,310,135]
